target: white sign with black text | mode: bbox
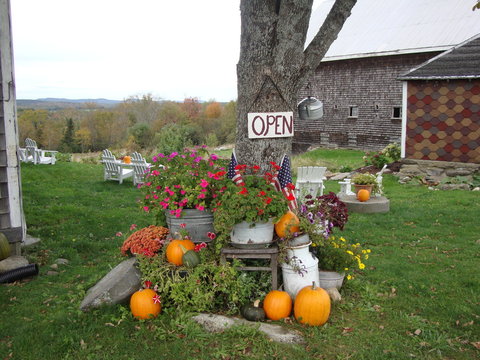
[247,112,294,139]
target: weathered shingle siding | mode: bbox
[293,52,438,153]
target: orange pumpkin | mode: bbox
[357,189,370,202]
[275,211,300,238]
[166,239,195,266]
[130,288,161,319]
[294,282,331,326]
[123,155,131,164]
[263,290,292,320]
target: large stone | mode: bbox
[79,257,141,311]
[0,255,29,273]
[438,184,471,191]
[340,195,390,213]
[192,313,304,344]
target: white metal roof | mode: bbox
[307,0,480,61]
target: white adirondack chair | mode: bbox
[18,147,33,163]
[131,151,150,187]
[25,138,57,165]
[101,149,133,184]
[375,164,388,196]
[295,166,327,203]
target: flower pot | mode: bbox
[230,220,274,248]
[318,270,345,290]
[281,241,320,299]
[353,184,373,196]
[165,209,215,243]
[288,233,311,247]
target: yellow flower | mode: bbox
[359,263,365,270]
[340,237,346,242]
[311,243,317,247]
[346,250,354,256]
[365,254,369,260]
[367,249,371,253]
[347,274,352,280]
[344,268,349,271]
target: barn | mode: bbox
[294,0,480,153]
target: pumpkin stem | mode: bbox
[179,244,188,254]
[312,281,317,290]
[253,299,260,308]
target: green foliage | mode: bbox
[154,123,196,154]
[55,152,72,162]
[128,122,153,149]
[363,142,401,169]
[383,142,401,162]
[205,133,219,147]
[138,254,254,314]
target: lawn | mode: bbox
[1,153,479,360]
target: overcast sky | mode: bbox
[10,1,323,102]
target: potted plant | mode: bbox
[213,164,288,252]
[312,235,371,289]
[140,146,228,242]
[351,173,379,196]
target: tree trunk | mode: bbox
[236,0,356,170]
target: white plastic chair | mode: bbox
[101,149,133,184]
[25,138,57,165]
[295,166,327,203]
[375,164,388,196]
[18,147,33,163]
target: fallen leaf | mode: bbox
[462,321,474,327]
[342,327,354,334]
[414,329,422,335]
[471,342,480,350]
[379,325,385,330]
[105,323,115,327]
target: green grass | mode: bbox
[1,153,479,359]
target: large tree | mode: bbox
[236,0,356,168]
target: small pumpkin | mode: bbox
[357,189,370,202]
[166,239,195,266]
[182,249,200,268]
[241,299,265,322]
[0,232,11,261]
[263,290,292,321]
[123,155,131,164]
[130,288,161,320]
[275,211,300,238]
[294,281,331,326]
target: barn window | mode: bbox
[348,106,358,118]
[392,106,402,119]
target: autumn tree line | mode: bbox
[18,94,236,154]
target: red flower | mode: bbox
[144,280,152,289]
[265,197,272,204]
[287,194,296,201]
[153,294,161,304]
[239,187,248,195]
[257,190,266,197]
[286,183,295,190]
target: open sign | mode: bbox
[247,112,294,139]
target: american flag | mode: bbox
[276,155,297,211]
[227,151,245,186]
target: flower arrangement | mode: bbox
[213,164,288,252]
[140,146,228,222]
[351,173,380,195]
[312,235,370,280]
[363,142,401,169]
[120,224,170,257]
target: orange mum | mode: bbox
[121,225,169,256]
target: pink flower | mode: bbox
[116,232,123,237]
[153,294,161,304]
[200,179,209,188]
[130,224,137,231]
[194,242,207,252]
[180,190,186,195]
[153,194,159,200]
[180,223,186,229]
[175,208,182,218]
[197,193,206,199]
[194,156,202,163]
[143,206,150,212]
[211,154,218,160]
[207,232,216,240]
[196,204,205,211]
[151,170,160,176]
[152,156,157,162]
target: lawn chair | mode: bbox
[101,149,133,184]
[295,166,327,203]
[131,151,150,187]
[375,164,388,196]
[25,138,57,165]
[18,147,33,163]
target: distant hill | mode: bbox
[17,98,122,110]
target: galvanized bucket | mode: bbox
[165,209,215,243]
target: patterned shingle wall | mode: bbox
[405,80,480,164]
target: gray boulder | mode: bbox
[80,257,141,311]
[0,255,29,273]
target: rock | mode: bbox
[329,173,350,181]
[438,184,470,191]
[50,263,58,270]
[0,255,29,273]
[55,258,69,265]
[79,257,141,311]
[46,271,59,276]
[325,287,342,302]
[473,187,480,191]
[192,313,304,344]
[22,234,41,247]
[445,168,474,177]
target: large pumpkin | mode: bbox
[166,239,195,266]
[0,233,11,261]
[130,288,161,319]
[263,290,292,321]
[294,282,331,326]
[275,211,300,238]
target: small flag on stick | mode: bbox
[277,155,297,211]
[227,150,245,186]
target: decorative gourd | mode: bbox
[123,156,131,164]
[130,288,161,319]
[274,211,300,238]
[263,290,292,321]
[166,239,195,266]
[241,299,265,322]
[182,249,200,268]
[294,281,331,326]
[0,233,11,261]
[357,189,370,202]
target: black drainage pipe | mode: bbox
[0,264,39,283]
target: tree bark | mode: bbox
[236,0,356,170]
